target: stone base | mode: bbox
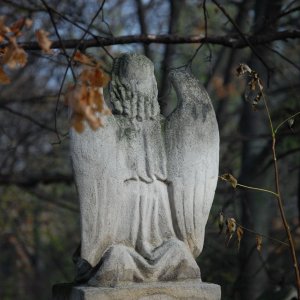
[52,280,221,300]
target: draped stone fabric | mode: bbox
[70,54,219,287]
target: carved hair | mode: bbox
[110,53,160,120]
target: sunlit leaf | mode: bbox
[10,18,26,36]
[65,83,109,132]
[2,38,27,69]
[237,226,244,251]
[226,218,236,244]
[35,29,52,53]
[256,235,262,252]
[79,68,110,87]
[74,50,94,66]
[24,18,33,28]
[236,63,252,76]
[71,113,85,133]
[220,173,238,188]
[0,66,10,84]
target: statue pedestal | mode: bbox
[53,280,221,300]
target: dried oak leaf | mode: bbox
[65,84,106,132]
[220,173,238,188]
[256,235,263,252]
[0,66,10,84]
[2,38,27,69]
[236,63,252,76]
[237,226,244,251]
[35,29,52,53]
[226,217,237,244]
[80,68,110,87]
[9,18,26,36]
[74,50,94,66]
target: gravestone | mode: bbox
[53,53,221,300]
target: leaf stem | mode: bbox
[236,183,278,197]
[218,175,278,197]
[274,111,300,134]
[237,223,289,247]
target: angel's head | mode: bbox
[110,53,160,120]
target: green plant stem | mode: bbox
[262,92,300,299]
[275,111,300,134]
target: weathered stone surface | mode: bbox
[53,280,221,300]
[69,53,220,287]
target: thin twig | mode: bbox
[211,0,272,74]
[45,3,114,59]
[40,0,76,81]
[219,212,289,247]
[275,111,300,134]
[261,89,300,298]
[264,44,300,72]
[0,105,56,133]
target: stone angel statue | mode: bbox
[70,53,219,287]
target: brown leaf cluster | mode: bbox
[65,51,111,132]
[0,16,31,84]
[236,63,264,110]
[2,38,27,69]
[218,212,264,253]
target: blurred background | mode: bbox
[0,0,299,299]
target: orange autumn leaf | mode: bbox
[79,68,110,87]
[71,114,85,133]
[9,18,26,36]
[2,38,27,69]
[74,50,94,66]
[65,83,109,132]
[0,66,10,84]
[35,29,52,53]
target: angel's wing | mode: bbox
[165,70,219,258]
[70,116,120,268]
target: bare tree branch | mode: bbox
[0,174,73,187]
[211,0,272,72]
[6,31,298,51]
[0,105,56,133]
